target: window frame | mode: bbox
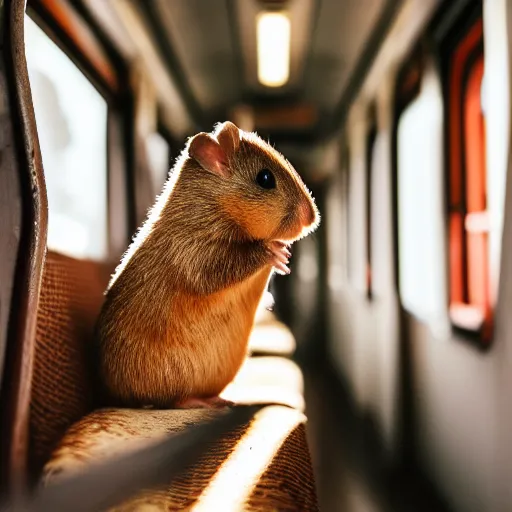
[441,10,492,346]
[341,139,351,282]
[154,111,181,188]
[26,0,135,261]
[157,115,178,171]
[27,0,120,99]
[365,109,377,301]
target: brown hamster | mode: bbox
[95,121,319,409]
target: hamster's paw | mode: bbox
[267,240,291,275]
[174,396,234,409]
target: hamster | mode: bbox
[95,121,319,409]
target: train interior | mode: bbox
[0,0,510,511]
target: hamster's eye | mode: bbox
[256,169,276,190]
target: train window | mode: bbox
[446,18,491,341]
[482,0,509,324]
[25,15,108,260]
[146,132,171,196]
[396,59,446,324]
[326,150,346,292]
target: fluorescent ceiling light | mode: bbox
[256,11,290,87]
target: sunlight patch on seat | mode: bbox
[229,356,304,391]
[191,406,306,511]
[221,356,305,410]
[248,323,296,355]
[221,385,305,411]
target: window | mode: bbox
[146,132,171,197]
[446,18,491,342]
[25,15,108,260]
[396,57,447,325]
[482,0,509,316]
[326,146,347,293]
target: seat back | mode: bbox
[0,0,48,493]
[29,251,111,475]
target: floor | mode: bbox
[300,353,454,512]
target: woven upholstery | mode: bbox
[245,423,318,511]
[43,407,319,511]
[30,251,111,474]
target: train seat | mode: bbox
[30,251,318,510]
[248,311,297,357]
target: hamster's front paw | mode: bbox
[267,240,291,275]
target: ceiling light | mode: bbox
[256,11,290,87]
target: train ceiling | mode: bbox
[80,0,408,178]
[147,0,397,139]
[86,0,400,138]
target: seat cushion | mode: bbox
[43,405,318,511]
[221,356,305,411]
[248,316,297,356]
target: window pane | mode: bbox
[25,16,108,260]
[397,61,447,325]
[146,132,170,196]
[483,0,510,306]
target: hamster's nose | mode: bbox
[299,199,316,227]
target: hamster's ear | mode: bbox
[188,133,231,178]
[216,121,240,156]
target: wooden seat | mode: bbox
[30,251,319,510]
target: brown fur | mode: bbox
[95,122,319,408]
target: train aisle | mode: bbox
[303,354,453,512]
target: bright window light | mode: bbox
[397,61,446,325]
[483,0,510,306]
[146,132,170,196]
[256,11,290,87]
[25,15,108,261]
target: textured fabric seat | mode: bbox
[31,251,319,510]
[43,406,318,511]
[30,251,112,475]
